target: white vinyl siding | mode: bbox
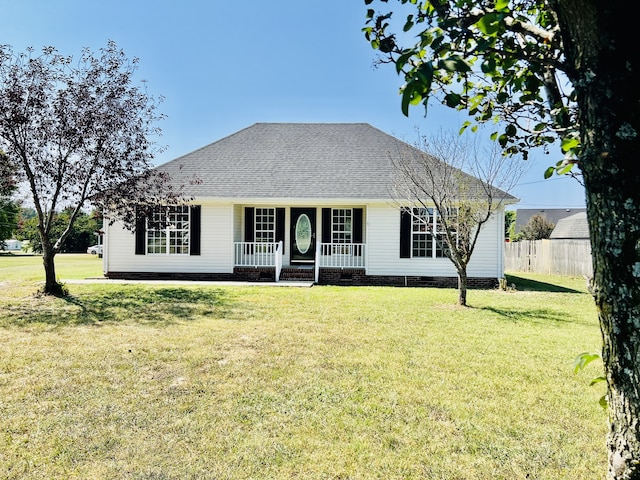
[366,203,502,278]
[104,203,234,274]
[104,201,504,279]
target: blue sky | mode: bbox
[4,0,586,210]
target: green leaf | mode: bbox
[475,12,504,36]
[481,57,496,74]
[396,50,415,74]
[574,352,601,374]
[410,92,423,106]
[401,84,413,117]
[403,15,414,32]
[561,136,580,153]
[445,92,461,107]
[599,395,609,409]
[459,121,472,135]
[544,166,555,179]
[437,56,471,73]
[416,61,434,86]
[589,376,606,387]
[505,124,517,137]
[557,163,575,175]
[494,0,510,12]
[496,91,509,104]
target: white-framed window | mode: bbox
[332,208,352,244]
[255,208,275,243]
[147,205,190,255]
[411,207,455,258]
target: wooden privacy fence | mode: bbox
[504,239,593,277]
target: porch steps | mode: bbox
[279,267,315,282]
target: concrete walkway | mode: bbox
[63,278,315,287]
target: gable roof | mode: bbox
[156,122,519,202]
[515,208,586,233]
[549,211,590,239]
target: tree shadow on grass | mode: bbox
[504,273,583,293]
[480,305,589,325]
[3,285,235,327]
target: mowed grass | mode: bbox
[0,254,606,479]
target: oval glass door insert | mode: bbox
[295,214,312,254]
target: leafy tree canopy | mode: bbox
[16,208,102,254]
[364,2,640,478]
[0,41,187,294]
[517,213,555,240]
[363,0,579,177]
[0,197,19,247]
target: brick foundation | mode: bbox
[106,268,499,289]
[317,269,498,289]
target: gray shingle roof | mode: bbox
[549,211,590,239]
[156,123,519,202]
[515,208,586,233]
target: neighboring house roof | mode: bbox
[515,208,586,233]
[155,122,519,203]
[549,211,590,239]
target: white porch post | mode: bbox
[315,241,321,283]
[275,241,283,282]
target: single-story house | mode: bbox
[103,123,517,287]
[514,208,586,235]
[2,239,22,251]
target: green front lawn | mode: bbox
[0,255,606,479]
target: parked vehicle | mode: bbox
[87,244,103,255]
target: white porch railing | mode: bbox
[234,241,283,272]
[317,243,366,268]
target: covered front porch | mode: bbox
[233,241,366,282]
[232,205,367,282]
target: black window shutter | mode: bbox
[321,208,332,244]
[400,209,411,258]
[353,208,363,257]
[244,207,255,242]
[353,208,363,244]
[244,207,254,255]
[190,205,201,256]
[135,209,146,255]
[276,208,285,253]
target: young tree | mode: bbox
[392,130,522,305]
[364,1,640,477]
[0,42,183,295]
[504,209,516,241]
[519,213,555,241]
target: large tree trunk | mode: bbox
[553,1,640,478]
